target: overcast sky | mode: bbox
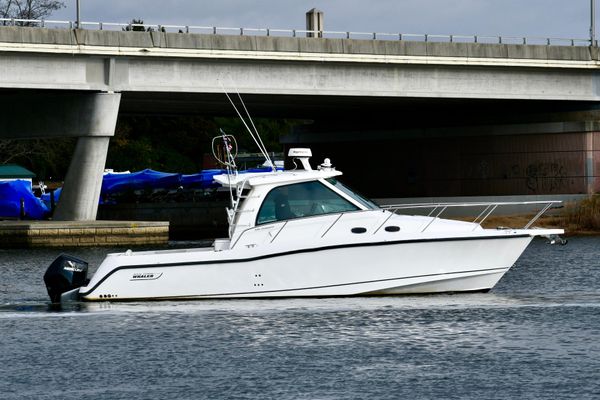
[51,1,596,40]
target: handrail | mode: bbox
[270,221,288,243]
[229,200,561,247]
[321,213,345,238]
[0,18,593,47]
[381,200,562,231]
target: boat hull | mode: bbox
[79,235,533,301]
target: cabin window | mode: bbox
[325,178,379,210]
[256,181,359,225]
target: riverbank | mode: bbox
[478,196,600,236]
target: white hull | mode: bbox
[44,146,565,304]
[79,235,533,301]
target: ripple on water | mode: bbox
[0,237,599,399]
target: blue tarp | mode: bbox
[102,169,182,193]
[0,180,49,219]
[101,167,281,194]
[40,187,61,209]
[180,169,226,189]
[3,167,284,219]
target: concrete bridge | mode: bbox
[1,26,600,219]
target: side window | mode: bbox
[256,181,359,225]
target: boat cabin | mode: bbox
[213,149,381,249]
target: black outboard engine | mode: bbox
[43,255,88,303]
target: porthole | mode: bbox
[351,227,367,234]
[385,226,401,232]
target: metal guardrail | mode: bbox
[0,17,594,47]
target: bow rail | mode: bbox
[380,200,562,232]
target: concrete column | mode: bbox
[51,92,121,221]
[53,136,110,220]
[0,91,121,220]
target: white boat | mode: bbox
[44,148,564,303]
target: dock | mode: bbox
[0,220,169,248]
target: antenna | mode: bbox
[218,80,275,171]
[230,82,275,172]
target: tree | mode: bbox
[0,0,65,24]
[0,138,75,180]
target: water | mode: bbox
[1,238,599,399]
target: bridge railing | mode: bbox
[0,17,593,47]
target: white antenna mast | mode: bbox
[218,80,275,170]
[231,82,275,172]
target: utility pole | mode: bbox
[592,0,596,46]
[76,0,81,29]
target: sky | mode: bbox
[50,0,596,40]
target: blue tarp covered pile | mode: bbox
[0,180,49,219]
[102,169,185,193]
[40,187,61,208]
[100,167,278,195]
[3,167,281,220]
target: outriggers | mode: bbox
[43,91,565,303]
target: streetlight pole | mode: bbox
[76,0,80,29]
[592,0,596,46]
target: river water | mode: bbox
[0,237,599,399]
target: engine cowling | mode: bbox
[43,255,88,303]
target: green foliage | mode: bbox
[107,116,214,172]
[0,138,75,180]
[107,115,295,173]
[214,117,289,153]
[0,115,298,182]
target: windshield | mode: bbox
[325,178,379,210]
[256,181,359,225]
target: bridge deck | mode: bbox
[0,26,597,63]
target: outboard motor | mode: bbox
[43,255,88,303]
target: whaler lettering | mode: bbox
[131,272,163,281]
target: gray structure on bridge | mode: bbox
[1,26,600,219]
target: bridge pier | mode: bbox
[0,91,121,221]
[53,136,111,220]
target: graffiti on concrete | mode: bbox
[525,162,568,193]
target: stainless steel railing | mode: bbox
[229,200,562,248]
[380,200,563,232]
[0,17,593,47]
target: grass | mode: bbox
[557,195,600,234]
